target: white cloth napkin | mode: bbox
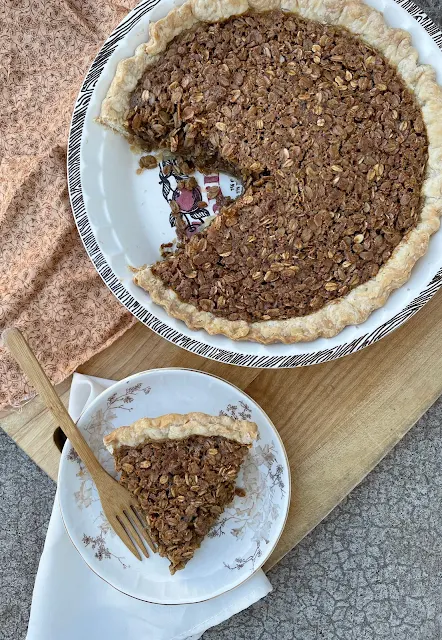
[27,373,272,640]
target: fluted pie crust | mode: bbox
[103,412,258,452]
[99,0,442,343]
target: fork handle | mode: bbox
[3,328,103,477]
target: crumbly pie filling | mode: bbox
[126,10,428,323]
[114,435,249,573]
[104,413,257,573]
[99,0,442,342]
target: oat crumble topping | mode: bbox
[127,10,428,322]
[115,435,248,573]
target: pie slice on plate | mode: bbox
[104,412,258,574]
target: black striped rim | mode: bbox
[67,0,442,368]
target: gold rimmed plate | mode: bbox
[58,369,290,604]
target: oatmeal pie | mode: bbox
[104,412,257,574]
[99,0,442,343]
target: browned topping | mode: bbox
[139,154,158,170]
[160,241,174,258]
[206,185,221,200]
[186,176,198,190]
[128,11,428,322]
[169,200,180,214]
[114,435,248,573]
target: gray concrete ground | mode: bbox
[2,394,442,639]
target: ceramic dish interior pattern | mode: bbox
[58,369,291,604]
[68,0,442,367]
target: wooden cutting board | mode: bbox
[3,289,442,571]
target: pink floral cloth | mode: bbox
[0,0,138,409]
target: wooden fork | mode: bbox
[3,328,156,561]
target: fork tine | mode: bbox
[111,516,142,561]
[122,511,149,558]
[130,505,157,553]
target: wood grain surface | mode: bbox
[2,289,442,571]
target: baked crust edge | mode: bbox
[103,412,258,452]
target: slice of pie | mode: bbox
[99,0,442,343]
[103,412,257,574]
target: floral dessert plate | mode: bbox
[58,369,290,604]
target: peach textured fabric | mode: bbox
[0,0,139,409]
